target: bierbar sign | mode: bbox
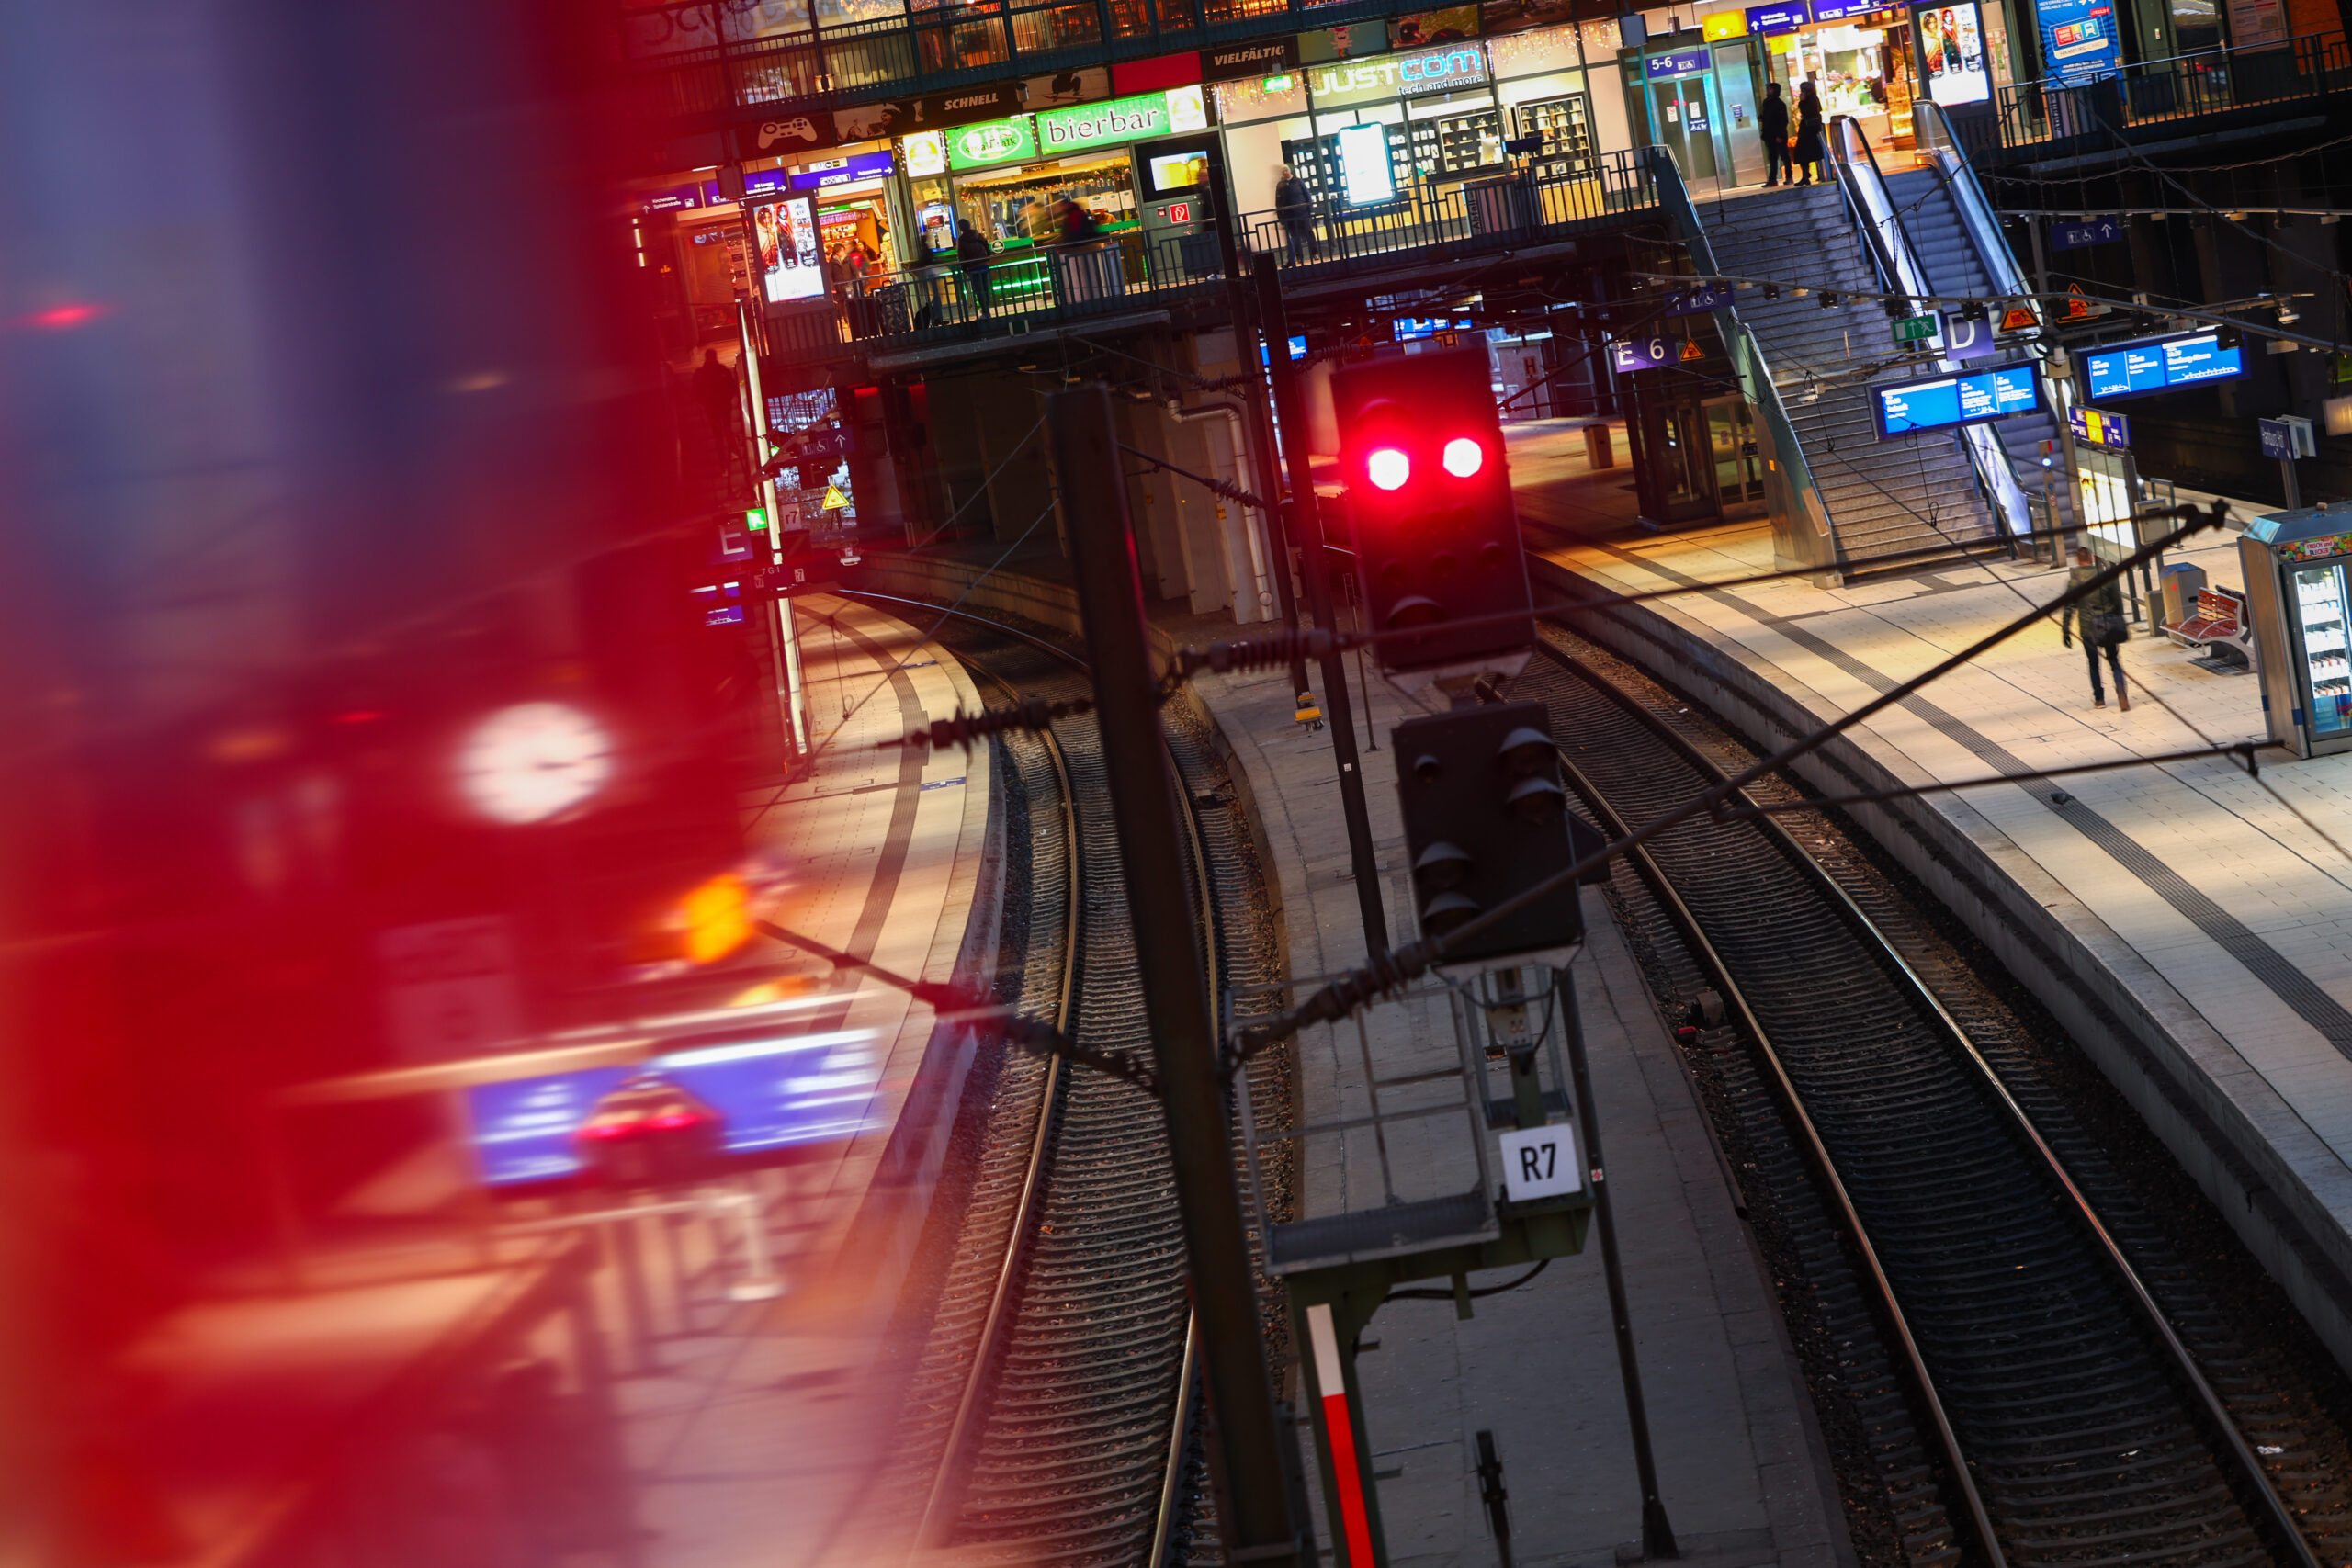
[1035,84,1207,152]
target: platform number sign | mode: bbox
[1498,1122,1583,1202]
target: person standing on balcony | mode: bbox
[1759,81,1790,186]
[1792,79,1826,185]
[956,218,994,319]
[1276,165,1319,264]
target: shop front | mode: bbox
[898,85,1208,305]
[1738,0,2005,153]
[1208,19,1628,226]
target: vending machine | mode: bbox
[2241,501,2352,758]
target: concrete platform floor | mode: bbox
[1505,414,2352,1371]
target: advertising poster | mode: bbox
[2225,0,2289,46]
[1389,5,1479,48]
[752,194,825,304]
[2034,0,2122,84]
[1918,3,1992,105]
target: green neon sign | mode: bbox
[946,115,1039,171]
[1035,85,1207,154]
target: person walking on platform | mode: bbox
[1792,80,1825,186]
[2060,546,2132,710]
[1759,82,1790,187]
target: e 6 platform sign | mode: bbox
[1871,361,2041,438]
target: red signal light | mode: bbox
[1366,447,1411,491]
[1442,437,1485,479]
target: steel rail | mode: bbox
[1541,638,2324,1568]
[1542,676,2008,1567]
[853,592,1216,1566]
[907,634,1083,1556]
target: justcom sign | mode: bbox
[1307,42,1489,107]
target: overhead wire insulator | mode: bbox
[1173,628,1338,680]
[884,695,1093,753]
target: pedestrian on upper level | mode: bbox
[1792,80,1825,186]
[1275,166,1320,265]
[1759,81,1791,187]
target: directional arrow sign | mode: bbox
[1893,314,1939,344]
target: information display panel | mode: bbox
[1872,362,2041,439]
[2080,330,2246,401]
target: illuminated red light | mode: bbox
[1442,437,1484,478]
[1366,447,1410,491]
[20,303,106,332]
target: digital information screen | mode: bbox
[466,1028,880,1186]
[1336,123,1396,205]
[2081,331,2247,401]
[1872,362,2041,439]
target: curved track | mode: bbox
[856,596,1282,1568]
[1514,635,2332,1568]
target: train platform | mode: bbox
[1189,663,1852,1566]
[616,590,1004,1568]
[87,593,1003,1568]
[1505,416,2352,1373]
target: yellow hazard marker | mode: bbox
[1295,691,1324,725]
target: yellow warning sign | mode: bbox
[820,483,850,511]
[1679,338,1705,362]
[1295,692,1323,724]
[2062,281,2111,322]
[1998,304,2040,333]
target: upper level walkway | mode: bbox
[771,150,1658,367]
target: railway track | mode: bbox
[854,597,1285,1568]
[1513,629,2350,1568]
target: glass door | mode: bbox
[1648,73,1722,187]
[1703,396,1765,513]
[2290,560,2352,739]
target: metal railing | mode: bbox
[1991,30,2352,150]
[1827,116,2032,539]
[1642,145,1839,575]
[784,150,1654,356]
[615,0,1414,118]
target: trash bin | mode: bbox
[1583,423,1613,469]
[1466,175,1537,236]
[2160,561,2207,627]
[1051,241,1125,305]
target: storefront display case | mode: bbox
[1514,92,1593,176]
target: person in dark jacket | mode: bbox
[1275,165,1319,264]
[2059,547,2132,709]
[955,218,993,318]
[1792,80,1826,185]
[1758,81,1790,187]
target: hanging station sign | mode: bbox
[1645,47,1713,77]
[1871,362,2041,438]
[2080,330,2247,400]
[1035,85,1207,153]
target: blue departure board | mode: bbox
[2080,330,2245,401]
[1872,363,2041,439]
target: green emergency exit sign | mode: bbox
[1893,315,1939,344]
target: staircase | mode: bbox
[1700,183,2000,567]
[1884,167,2075,532]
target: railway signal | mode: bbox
[1391,701,1605,964]
[1332,346,1534,672]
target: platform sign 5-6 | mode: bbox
[1610,335,1674,372]
[1499,1122,1584,1202]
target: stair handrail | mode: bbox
[1640,144,1841,577]
[1827,118,2033,541]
